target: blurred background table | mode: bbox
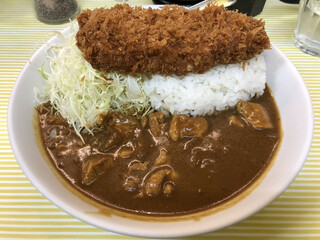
[0,0,320,239]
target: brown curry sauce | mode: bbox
[37,86,281,216]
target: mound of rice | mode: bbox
[142,54,266,116]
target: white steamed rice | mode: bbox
[142,54,267,116]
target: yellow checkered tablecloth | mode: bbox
[1,0,320,239]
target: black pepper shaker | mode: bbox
[34,0,80,24]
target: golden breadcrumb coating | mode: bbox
[76,4,270,76]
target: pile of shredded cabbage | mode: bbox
[35,26,150,140]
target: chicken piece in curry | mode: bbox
[37,86,281,216]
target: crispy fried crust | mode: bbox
[76,4,270,76]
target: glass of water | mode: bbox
[294,0,320,57]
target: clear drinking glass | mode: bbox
[294,0,320,57]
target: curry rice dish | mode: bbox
[36,4,281,216]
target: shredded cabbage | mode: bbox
[35,26,151,140]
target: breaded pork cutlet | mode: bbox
[76,4,270,76]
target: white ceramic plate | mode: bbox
[8,25,313,238]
